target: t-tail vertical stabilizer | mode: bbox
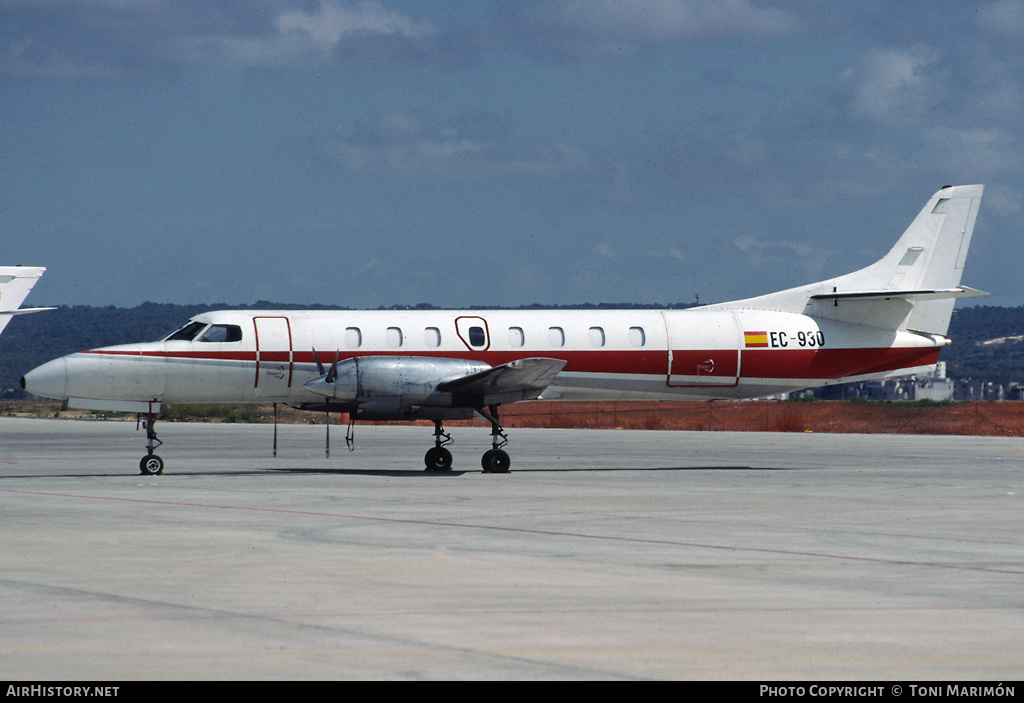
[712,185,986,336]
[0,266,53,337]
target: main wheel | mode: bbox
[139,454,164,475]
[481,449,511,473]
[424,446,453,472]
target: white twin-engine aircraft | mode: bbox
[23,185,986,475]
[1,266,52,337]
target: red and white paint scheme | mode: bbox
[1,266,51,337]
[23,185,986,474]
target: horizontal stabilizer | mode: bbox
[438,357,567,405]
[0,306,57,316]
[0,266,48,337]
[809,286,988,302]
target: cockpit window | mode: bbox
[197,324,243,343]
[164,321,208,341]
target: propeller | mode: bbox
[312,348,340,383]
[326,351,340,383]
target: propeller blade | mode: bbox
[312,348,325,375]
[325,350,340,384]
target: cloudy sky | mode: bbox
[3,1,1022,310]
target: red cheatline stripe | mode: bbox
[80,346,942,381]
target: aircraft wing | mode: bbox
[437,357,567,406]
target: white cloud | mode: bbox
[179,1,437,68]
[495,0,801,58]
[275,1,437,47]
[733,235,812,269]
[978,0,1024,37]
[325,111,591,180]
[920,126,1019,181]
[1,36,132,80]
[562,0,799,39]
[983,183,1022,216]
[844,46,941,122]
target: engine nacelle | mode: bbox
[303,356,491,420]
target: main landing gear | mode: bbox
[138,403,164,475]
[423,406,511,474]
[424,421,454,472]
[479,405,511,473]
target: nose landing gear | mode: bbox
[138,403,164,475]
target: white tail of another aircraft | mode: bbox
[0,266,52,337]
[712,184,985,336]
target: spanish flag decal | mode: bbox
[744,331,769,348]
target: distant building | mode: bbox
[953,379,1006,402]
[796,361,1024,402]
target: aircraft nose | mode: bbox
[21,356,68,401]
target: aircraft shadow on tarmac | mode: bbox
[267,465,768,476]
[2,465,780,480]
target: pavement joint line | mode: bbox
[5,487,1024,577]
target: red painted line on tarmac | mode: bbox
[5,488,1023,577]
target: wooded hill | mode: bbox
[2,302,1023,398]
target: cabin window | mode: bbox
[589,326,605,347]
[165,321,207,341]
[628,326,646,347]
[198,324,243,343]
[386,327,404,348]
[548,326,565,347]
[508,327,524,347]
[424,327,441,348]
[345,327,362,348]
[468,326,486,347]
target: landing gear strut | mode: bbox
[479,405,510,473]
[424,420,454,472]
[138,402,164,475]
[421,410,511,473]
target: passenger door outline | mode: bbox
[253,316,293,393]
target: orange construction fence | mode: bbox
[431,401,1024,436]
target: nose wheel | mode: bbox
[138,403,164,475]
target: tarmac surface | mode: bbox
[1,416,1022,681]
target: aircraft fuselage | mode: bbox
[24,306,946,413]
